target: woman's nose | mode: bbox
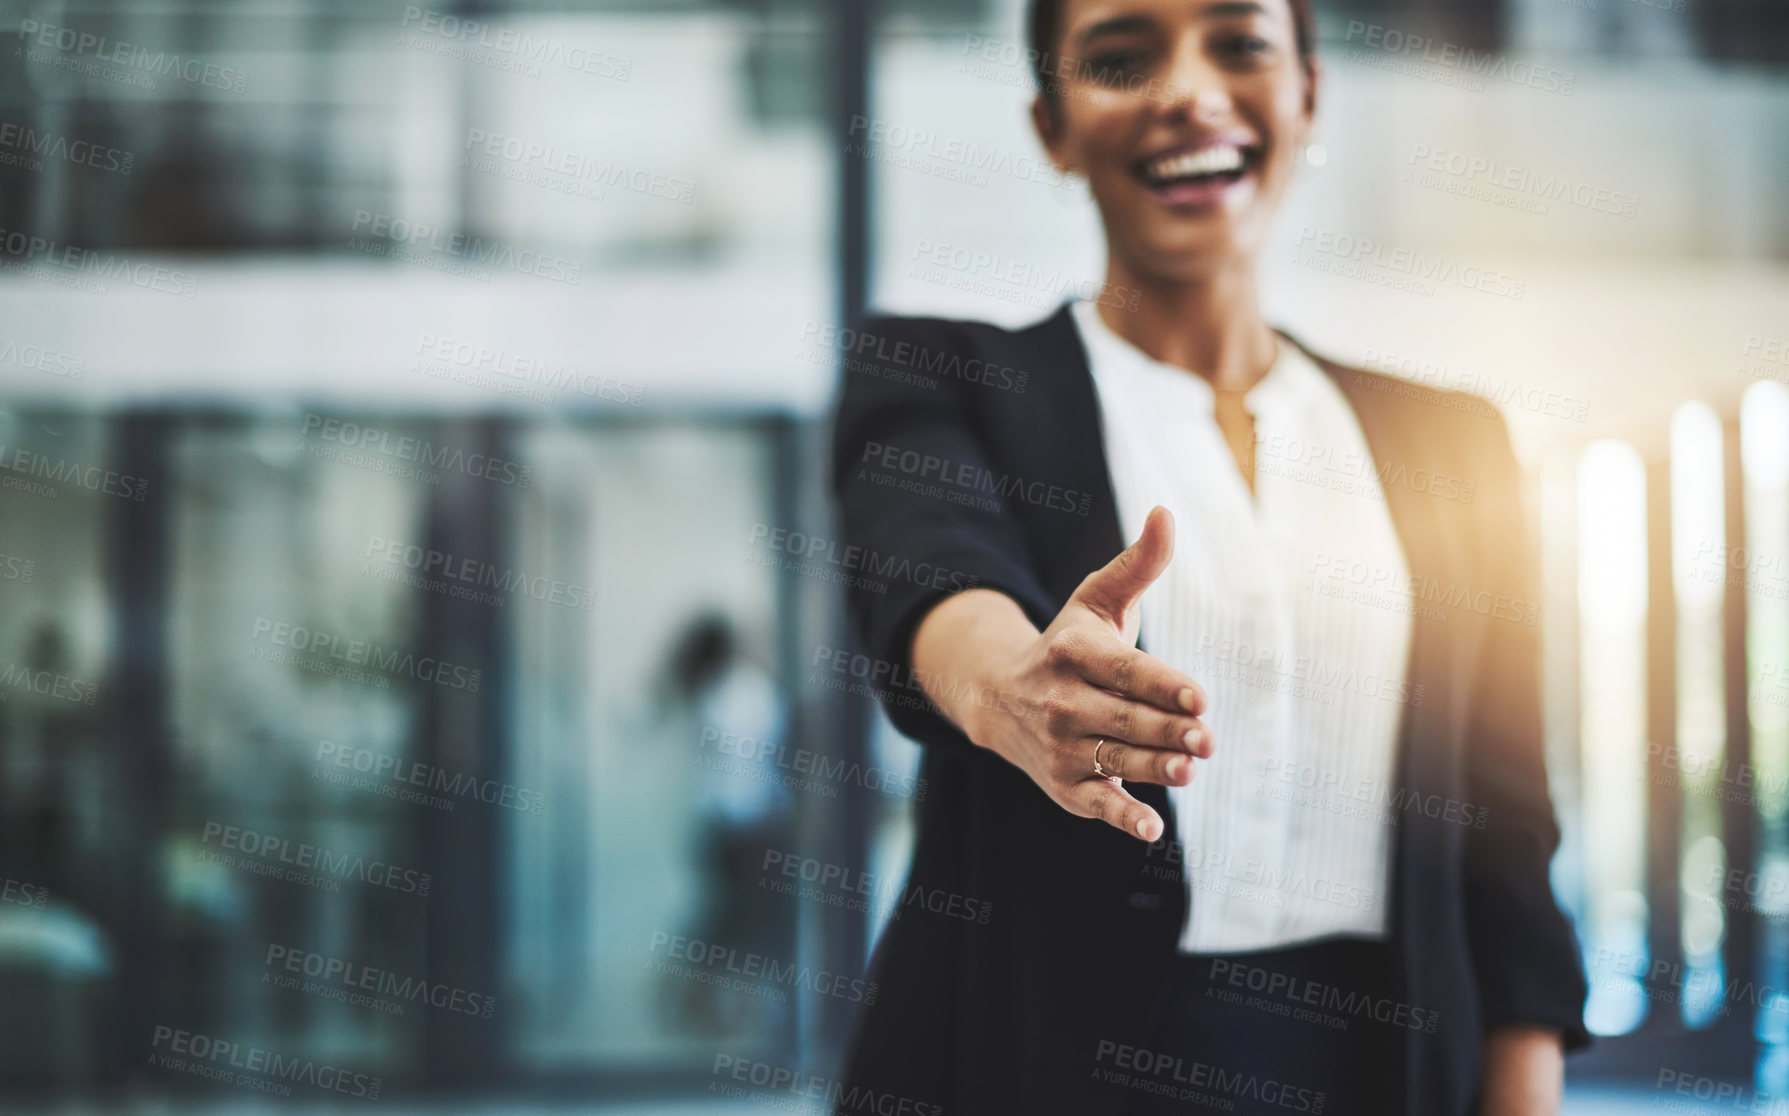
[1157,38,1235,123]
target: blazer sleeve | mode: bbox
[1459,409,1593,1051]
[829,315,1060,752]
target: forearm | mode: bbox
[1479,1026,1563,1116]
[909,588,1039,742]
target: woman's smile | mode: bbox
[1033,0,1315,282]
[1132,135,1262,212]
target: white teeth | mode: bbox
[1145,145,1245,183]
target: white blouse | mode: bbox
[1071,298,1414,954]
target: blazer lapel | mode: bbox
[1304,343,1488,763]
[1004,304,1169,822]
[1008,304,1133,595]
[1299,345,1492,1064]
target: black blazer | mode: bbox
[828,304,1590,1116]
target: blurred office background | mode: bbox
[0,0,1784,1111]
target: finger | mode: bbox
[1075,689,1212,757]
[1090,738,1198,786]
[1071,505,1174,628]
[1067,776,1163,842]
[1073,690,1202,758]
[1078,640,1209,719]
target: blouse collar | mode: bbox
[1068,297,1311,421]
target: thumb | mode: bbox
[1073,505,1174,628]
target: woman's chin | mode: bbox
[1123,235,1261,283]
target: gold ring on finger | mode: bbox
[1093,738,1116,780]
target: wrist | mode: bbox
[951,659,1014,754]
[911,589,1034,751]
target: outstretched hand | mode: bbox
[920,506,1213,842]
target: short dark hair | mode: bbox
[1028,0,1316,116]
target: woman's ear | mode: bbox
[1300,54,1321,129]
[1030,95,1071,176]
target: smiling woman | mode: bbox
[829,1,1590,1114]
[1027,0,1315,297]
